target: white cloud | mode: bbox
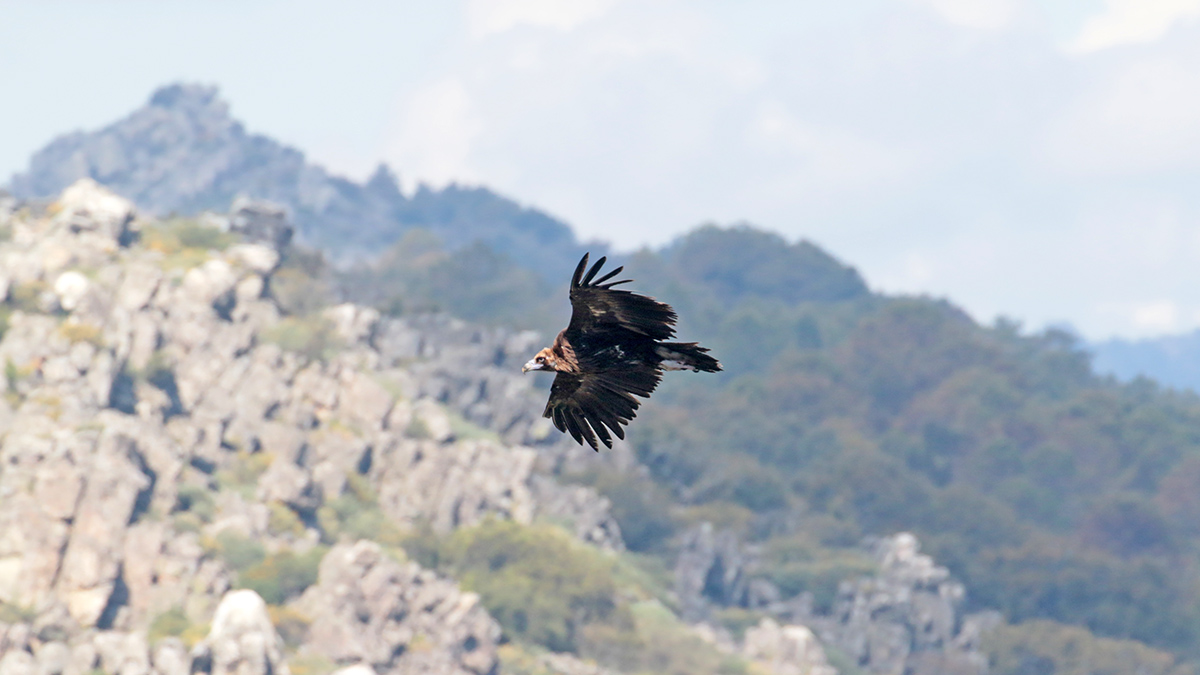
[466,0,619,37]
[387,79,483,188]
[1069,0,1200,53]
[1045,56,1200,174]
[1133,300,1182,332]
[903,0,1020,29]
[744,101,913,196]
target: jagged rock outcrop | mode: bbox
[674,523,778,622]
[810,533,994,675]
[372,435,538,533]
[743,619,837,675]
[7,83,593,276]
[371,314,550,446]
[527,476,625,552]
[226,198,294,250]
[675,526,995,675]
[193,590,290,675]
[0,180,622,671]
[293,541,500,675]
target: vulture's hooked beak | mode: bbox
[522,359,545,373]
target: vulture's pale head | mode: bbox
[522,347,558,373]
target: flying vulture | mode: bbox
[523,253,721,450]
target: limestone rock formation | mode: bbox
[193,590,290,675]
[674,525,995,675]
[0,179,620,673]
[293,541,500,675]
[674,523,777,622]
[226,198,293,250]
[743,619,837,675]
[811,533,992,675]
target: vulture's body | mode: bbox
[523,253,721,450]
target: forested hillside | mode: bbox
[626,229,1200,671]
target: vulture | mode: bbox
[523,253,721,450]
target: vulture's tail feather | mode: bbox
[657,342,722,373]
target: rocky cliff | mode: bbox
[674,526,996,675]
[7,84,595,278]
[0,180,616,674]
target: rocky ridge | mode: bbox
[675,527,995,675]
[810,533,997,675]
[0,179,613,674]
[7,84,593,278]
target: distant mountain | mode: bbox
[7,83,595,279]
[1091,331,1200,393]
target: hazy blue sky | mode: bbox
[3,0,1200,339]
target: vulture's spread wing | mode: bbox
[544,366,661,450]
[566,254,677,342]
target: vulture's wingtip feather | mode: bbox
[582,256,607,285]
[571,253,590,288]
[592,266,624,286]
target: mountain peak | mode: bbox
[8,81,246,213]
[148,82,224,113]
[366,163,403,201]
[8,83,589,276]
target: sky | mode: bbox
[3,0,1200,340]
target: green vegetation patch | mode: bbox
[215,451,272,498]
[407,519,747,674]
[759,535,877,614]
[447,410,501,442]
[565,467,678,554]
[238,546,326,605]
[288,653,336,675]
[171,483,216,533]
[207,530,325,604]
[437,519,621,653]
[58,320,104,345]
[337,231,560,332]
[269,247,334,316]
[148,606,190,644]
[496,643,562,675]
[267,501,306,537]
[204,530,266,573]
[4,358,19,402]
[983,619,1194,675]
[581,600,750,675]
[143,218,236,255]
[8,280,50,313]
[269,605,312,649]
[317,472,405,546]
[0,601,36,624]
[260,316,344,363]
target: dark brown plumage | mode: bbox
[523,253,721,450]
